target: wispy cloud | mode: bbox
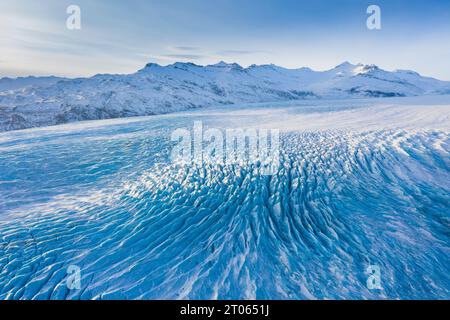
[161,53,206,60]
[170,46,200,52]
[217,49,268,56]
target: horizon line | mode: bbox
[1,60,448,82]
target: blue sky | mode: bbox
[1,0,449,79]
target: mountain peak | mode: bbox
[170,62,201,68]
[144,62,161,68]
[138,62,162,73]
[209,61,243,69]
[334,61,356,69]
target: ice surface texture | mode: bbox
[0,97,449,299]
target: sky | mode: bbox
[0,0,449,79]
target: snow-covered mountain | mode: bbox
[1,61,450,131]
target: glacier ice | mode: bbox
[0,97,449,299]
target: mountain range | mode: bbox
[1,61,450,131]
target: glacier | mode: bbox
[1,61,450,132]
[0,95,449,299]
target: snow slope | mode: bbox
[0,96,449,299]
[1,61,450,132]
